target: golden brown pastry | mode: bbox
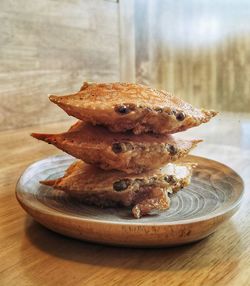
[41,161,193,218]
[32,121,201,174]
[49,82,217,134]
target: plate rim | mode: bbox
[16,154,245,227]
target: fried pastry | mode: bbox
[49,82,217,134]
[41,161,193,218]
[32,121,201,173]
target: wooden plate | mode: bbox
[16,155,244,247]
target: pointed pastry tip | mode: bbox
[192,139,203,145]
[31,132,45,140]
[202,109,218,118]
[31,132,54,143]
[48,94,60,103]
[40,179,56,186]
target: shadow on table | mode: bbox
[24,217,243,271]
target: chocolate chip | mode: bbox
[175,111,185,121]
[116,105,129,114]
[115,103,136,114]
[168,144,178,155]
[155,107,163,113]
[112,143,123,153]
[164,175,176,184]
[113,180,129,191]
[112,142,132,153]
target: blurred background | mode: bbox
[0,0,249,148]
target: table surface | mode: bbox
[1,113,250,286]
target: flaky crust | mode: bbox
[32,121,201,173]
[41,161,193,218]
[49,82,217,134]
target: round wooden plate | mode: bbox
[16,155,244,247]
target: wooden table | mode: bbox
[1,113,250,286]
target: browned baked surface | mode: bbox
[41,160,193,218]
[49,82,217,134]
[32,121,201,173]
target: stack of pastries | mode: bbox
[32,82,217,218]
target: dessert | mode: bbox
[49,82,217,134]
[32,121,201,173]
[41,160,193,219]
[32,82,217,218]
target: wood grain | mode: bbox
[0,114,250,285]
[2,0,249,133]
[124,0,250,113]
[0,0,119,131]
[119,0,136,82]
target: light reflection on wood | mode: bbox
[134,0,250,112]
